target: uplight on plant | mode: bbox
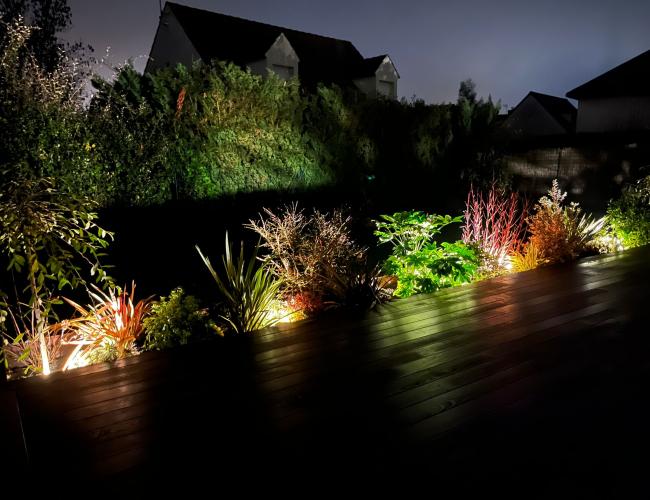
[374,211,479,298]
[196,233,283,334]
[55,283,152,370]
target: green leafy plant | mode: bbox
[374,211,479,298]
[142,288,211,350]
[0,175,113,375]
[605,175,650,249]
[196,233,283,334]
[0,18,106,203]
[375,211,458,254]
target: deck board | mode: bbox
[4,246,650,493]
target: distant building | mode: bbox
[502,91,576,138]
[566,50,650,134]
[146,2,399,99]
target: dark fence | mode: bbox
[504,132,650,213]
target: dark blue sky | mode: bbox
[64,0,650,110]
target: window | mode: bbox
[378,80,395,98]
[271,64,295,80]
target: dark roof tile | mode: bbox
[528,91,576,131]
[167,2,376,87]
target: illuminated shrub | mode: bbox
[528,180,604,263]
[285,291,324,317]
[510,242,545,272]
[196,234,282,334]
[143,288,213,351]
[247,204,365,311]
[606,175,650,249]
[374,211,479,298]
[462,183,528,274]
[0,176,112,376]
[60,283,152,368]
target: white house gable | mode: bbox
[248,33,299,80]
[375,56,399,99]
[353,55,399,99]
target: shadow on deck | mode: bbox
[2,246,650,495]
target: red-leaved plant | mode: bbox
[58,283,153,369]
[462,183,528,271]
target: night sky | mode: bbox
[63,0,650,110]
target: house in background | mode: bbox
[146,2,399,99]
[502,91,576,138]
[567,50,650,134]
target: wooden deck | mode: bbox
[3,246,650,494]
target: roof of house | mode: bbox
[528,91,576,131]
[566,49,650,100]
[355,54,394,78]
[166,2,391,87]
[505,91,576,134]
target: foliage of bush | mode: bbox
[197,234,283,334]
[375,211,479,298]
[89,63,339,205]
[528,180,603,263]
[321,262,393,310]
[2,17,503,208]
[247,204,365,310]
[606,175,650,249]
[143,288,211,351]
[510,242,544,273]
[451,80,505,184]
[0,19,106,201]
[59,283,152,366]
[462,183,528,273]
[0,175,113,374]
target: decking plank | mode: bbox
[6,247,650,491]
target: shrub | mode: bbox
[0,175,112,375]
[2,324,64,378]
[246,204,365,310]
[374,211,479,298]
[90,62,339,205]
[510,242,544,273]
[142,288,212,351]
[606,175,650,249]
[528,180,603,263]
[285,291,324,316]
[59,283,152,368]
[321,262,393,310]
[462,183,528,273]
[0,19,106,202]
[196,233,283,334]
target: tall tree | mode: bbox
[0,0,74,71]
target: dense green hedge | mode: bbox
[1,20,503,207]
